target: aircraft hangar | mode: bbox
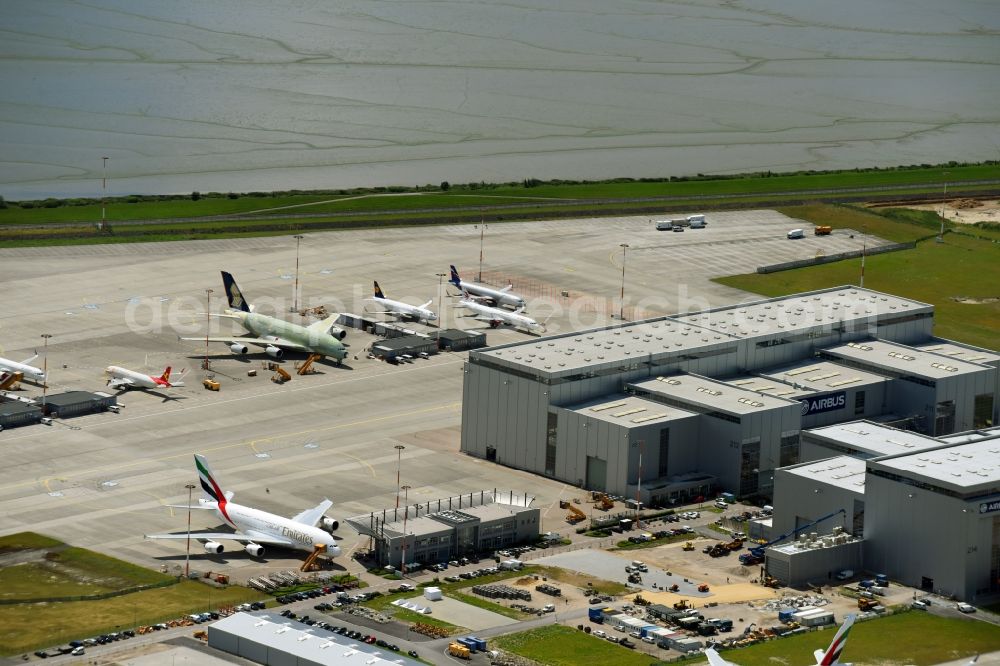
[460,286,998,505]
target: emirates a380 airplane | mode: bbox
[146,454,341,559]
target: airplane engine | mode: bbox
[265,346,284,359]
[229,343,249,355]
[321,516,339,533]
[329,327,347,341]
[244,543,265,558]
[203,541,224,554]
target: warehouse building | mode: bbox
[370,335,437,361]
[820,340,994,436]
[0,401,43,429]
[765,419,1000,599]
[771,456,867,537]
[915,341,1000,425]
[208,612,421,665]
[865,439,1000,600]
[437,328,487,352]
[41,391,117,418]
[345,490,539,568]
[800,421,944,462]
[461,287,997,503]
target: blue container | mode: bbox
[778,608,795,622]
[468,636,487,652]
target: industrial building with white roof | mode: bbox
[460,286,998,600]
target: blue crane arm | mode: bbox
[747,508,846,558]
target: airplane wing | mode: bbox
[419,300,433,310]
[499,285,513,293]
[306,314,343,335]
[180,336,311,353]
[165,504,216,510]
[20,354,39,365]
[145,531,297,547]
[291,499,333,527]
[108,377,134,389]
[705,648,735,666]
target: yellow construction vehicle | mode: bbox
[682,542,695,551]
[296,353,322,376]
[202,378,220,391]
[565,503,586,523]
[592,493,614,511]
[271,365,291,384]
[0,371,23,391]
[301,543,327,572]
[447,643,471,659]
[673,599,692,611]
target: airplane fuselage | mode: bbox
[105,366,166,389]
[458,299,544,333]
[236,311,347,360]
[371,296,437,323]
[453,280,525,310]
[0,357,45,382]
[211,500,341,555]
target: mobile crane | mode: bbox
[739,508,846,565]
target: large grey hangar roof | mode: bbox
[823,339,993,380]
[868,439,1000,492]
[568,394,698,427]
[803,421,945,457]
[631,373,799,416]
[780,455,867,494]
[472,287,932,379]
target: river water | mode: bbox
[0,0,997,199]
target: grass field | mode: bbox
[1,163,997,246]
[494,625,662,666]
[0,579,262,656]
[718,206,1000,350]
[494,614,1000,666]
[687,613,1000,666]
[0,533,264,655]
[0,547,173,601]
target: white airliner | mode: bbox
[449,265,525,310]
[106,365,184,390]
[180,271,348,363]
[456,294,545,334]
[147,454,341,559]
[0,353,46,383]
[365,281,437,323]
[705,614,856,666]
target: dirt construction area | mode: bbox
[874,198,1000,225]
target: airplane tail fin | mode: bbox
[449,265,461,286]
[373,281,385,299]
[195,454,230,504]
[221,271,251,313]
[816,614,855,665]
[160,366,172,383]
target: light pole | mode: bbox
[618,243,630,320]
[101,156,109,229]
[292,235,304,312]
[400,484,411,577]
[477,219,487,282]
[937,173,950,243]
[40,334,52,410]
[184,483,196,578]
[394,445,405,509]
[859,225,866,289]
[436,272,446,339]
[204,289,213,371]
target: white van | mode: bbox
[787,229,805,239]
[655,220,673,231]
[687,214,706,228]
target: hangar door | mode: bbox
[586,456,607,492]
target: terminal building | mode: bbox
[460,287,996,503]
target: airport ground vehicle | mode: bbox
[787,228,805,239]
[814,225,833,235]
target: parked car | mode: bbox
[957,602,976,613]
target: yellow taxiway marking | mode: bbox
[0,401,459,495]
